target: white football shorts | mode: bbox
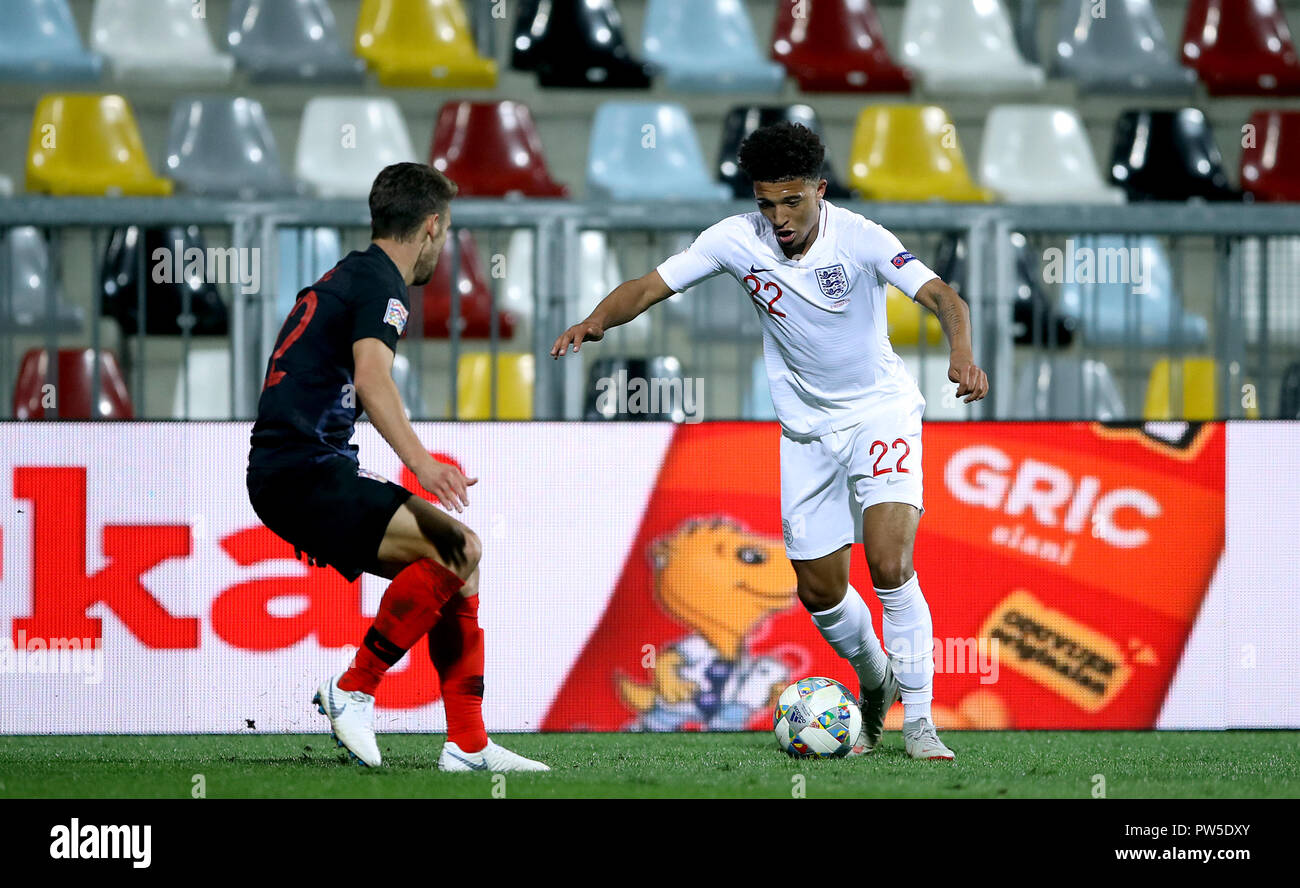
[779,393,925,561]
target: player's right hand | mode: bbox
[417,462,478,513]
[550,320,604,358]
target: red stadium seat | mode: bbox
[1181,0,1300,95]
[1242,110,1300,202]
[428,100,568,198]
[421,230,516,339]
[14,348,134,419]
[769,0,911,93]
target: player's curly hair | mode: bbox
[736,122,825,185]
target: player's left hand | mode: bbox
[949,350,989,404]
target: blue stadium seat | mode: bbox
[226,0,365,83]
[165,97,299,198]
[1052,0,1195,94]
[1058,236,1209,348]
[641,0,784,93]
[0,0,102,82]
[587,102,731,201]
[276,228,342,320]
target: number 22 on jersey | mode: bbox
[743,274,786,319]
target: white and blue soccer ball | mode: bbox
[773,677,862,758]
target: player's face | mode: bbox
[410,213,450,286]
[753,178,827,255]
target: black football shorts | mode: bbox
[247,455,413,582]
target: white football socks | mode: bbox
[810,586,889,696]
[875,572,934,723]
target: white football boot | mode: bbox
[437,739,550,772]
[903,717,956,761]
[312,674,382,767]
[851,662,901,756]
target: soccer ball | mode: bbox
[772,676,862,758]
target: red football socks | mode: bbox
[428,593,488,754]
[338,558,464,696]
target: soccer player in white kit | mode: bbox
[552,122,988,759]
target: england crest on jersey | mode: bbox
[815,263,849,299]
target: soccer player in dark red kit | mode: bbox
[246,162,547,771]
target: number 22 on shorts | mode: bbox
[869,437,912,478]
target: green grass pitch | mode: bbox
[1,732,1297,799]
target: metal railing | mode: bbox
[2,197,1299,422]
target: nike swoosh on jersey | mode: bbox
[749,264,772,274]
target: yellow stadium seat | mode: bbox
[26,94,172,196]
[849,105,993,203]
[886,285,943,346]
[355,0,497,88]
[456,353,534,420]
[1143,358,1259,420]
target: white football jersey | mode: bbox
[656,199,938,436]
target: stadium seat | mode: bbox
[165,97,298,199]
[887,286,943,347]
[429,101,567,198]
[355,0,496,88]
[276,227,342,320]
[979,106,1125,203]
[295,97,416,198]
[171,347,232,419]
[456,353,533,420]
[587,103,731,202]
[742,355,777,421]
[0,227,84,333]
[1052,0,1195,94]
[1236,237,1300,347]
[717,105,851,199]
[91,0,234,84]
[1181,0,1300,96]
[100,226,230,336]
[769,0,911,92]
[0,175,11,195]
[1280,361,1300,419]
[512,0,653,88]
[423,229,515,339]
[1241,110,1300,202]
[575,231,648,346]
[1142,357,1248,420]
[1108,109,1240,202]
[899,0,1045,93]
[14,348,133,419]
[1009,0,1042,65]
[225,0,365,83]
[1057,235,1208,349]
[26,94,172,196]
[0,0,103,82]
[584,356,686,421]
[642,0,784,93]
[848,105,993,203]
[935,233,1076,348]
[502,230,535,343]
[1012,357,1126,420]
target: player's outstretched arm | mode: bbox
[353,337,477,511]
[914,278,989,404]
[550,270,675,358]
